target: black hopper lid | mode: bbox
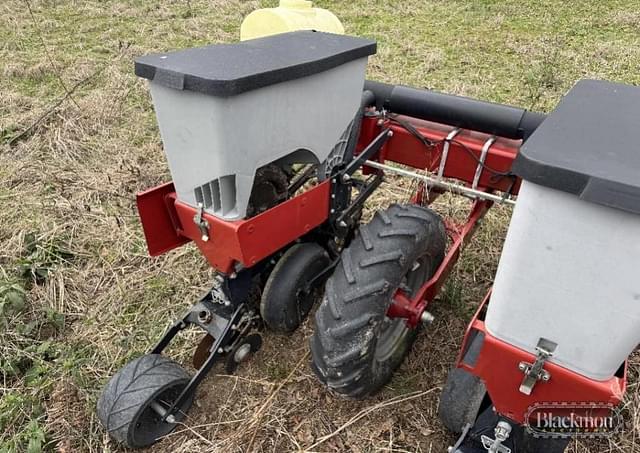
[135,31,377,97]
[513,79,640,215]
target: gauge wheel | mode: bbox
[261,243,331,333]
[97,354,194,449]
[310,203,446,398]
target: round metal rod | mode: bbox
[364,160,517,206]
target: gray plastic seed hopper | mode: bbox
[135,31,377,220]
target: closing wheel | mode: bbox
[438,367,488,434]
[261,243,331,333]
[97,354,194,449]
[225,333,263,374]
[310,203,447,398]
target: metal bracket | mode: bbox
[447,422,472,452]
[471,136,496,190]
[329,128,390,228]
[343,127,391,177]
[193,202,210,242]
[518,338,557,395]
[438,128,461,180]
[335,172,383,232]
[481,421,512,453]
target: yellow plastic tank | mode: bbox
[240,0,344,41]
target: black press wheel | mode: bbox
[97,354,194,449]
[310,203,447,398]
[261,243,331,333]
[438,367,488,434]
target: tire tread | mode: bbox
[311,203,446,398]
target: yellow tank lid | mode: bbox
[240,0,344,41]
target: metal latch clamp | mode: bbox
[193,203,210,242]
[518,337,557,395]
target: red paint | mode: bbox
[387,198,491,327]
[357,115,521,194]
[141,180,331,274]
[387,291,422,328]
[136,182,190,256]
[456,292,626,424]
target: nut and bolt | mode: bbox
[150,401,177,424]
[198,309,212,324]
[420,311,435,324]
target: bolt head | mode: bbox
[420,311,435,324]
[234,343,252,363]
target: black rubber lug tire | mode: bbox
[261,243,331,333]
[97,354,193,449]
[310,203,446,398]
[438,367,487,434]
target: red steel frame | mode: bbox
[137,180,331,274]
[136,112,627,424]
[457,293,626,424]
[359,114,626,424]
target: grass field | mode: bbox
[2,0,640,451]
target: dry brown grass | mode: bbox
[2,0,640,452]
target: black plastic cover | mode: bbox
[513,79,640,215]
[135,31,377,97]
[364,80,546,140]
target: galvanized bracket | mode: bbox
[480,421,512,453]
[437,128,461,181]
[472,136,496,190]
[193,202,210,242]
[518,338,557,395]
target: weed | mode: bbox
[17,232,74,285]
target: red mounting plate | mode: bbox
[458,292,626,424]
[136,180,331,274]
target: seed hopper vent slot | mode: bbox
[194,175,237,216]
